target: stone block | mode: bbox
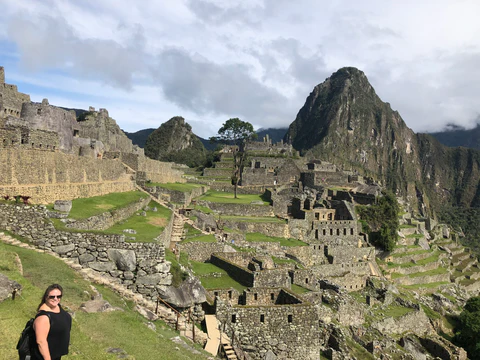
[89,261,116,272]
[52,243,75,255]
[107,249,136,271]
[54,200,72,212]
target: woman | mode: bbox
[33,284,72,360]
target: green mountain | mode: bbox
[428,122,480,150]
[124,128,156,148]
[285,67,480,215]
[144,116,207,168]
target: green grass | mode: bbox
[63,191,148,219]
[189,261,246,292]
[0,241,208,360]
[391,249,430,258]
[222,215,285,223]
[193,205,213,214]
[51,202,172,243]
[387,252,440,268]
[146,182,204,192]
[290,284,311,294]
[272,256,300,267]
[197,190,269,205]
[245,233,307,247]
[401,281,450,290]
[408,267,448,278]
[182,234,216,243]
[381,305,415,318]
[184,223,202,237]
[421,304,441,320]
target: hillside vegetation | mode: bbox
[0,241,208,360]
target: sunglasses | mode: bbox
[48,295,62,299]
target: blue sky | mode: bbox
[1,0,480,138]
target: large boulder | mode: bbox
[0,273,22,303]
[89,261,116,272]
[54,200,72,212]
[157,277,207,307]
[107,249,137,271]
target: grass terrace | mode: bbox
[181,234,216,243]
[189,260,246,292]
[55,191,148,219]
[197,190,269,205]
[387,252,441,268]
[0,241,208,360]
[145,182,204,192]
[245,232,307,247]
[51,201,172,243]
[400,281,450,290]
[222,215,285,223]
[391,249,430,258]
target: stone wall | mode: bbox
[0,203,171,300]
[0,67,31,119]
[210,254,254,287]
[65,197,151,230]
[19,101,78,152]
[372,309,433,336]
[0,148,134,203]
[394,273,451,286]
[149,185,206,206]
[202,202,274,217]
[216,298,320,359]
[222,220,288,238]
[253,269,291,288]
[178,242,230,262]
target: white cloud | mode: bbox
[1,0,480,136]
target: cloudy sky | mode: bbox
[1,0,479,138]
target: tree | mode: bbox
[210,118,257,198]
[356,190,399,251]
[454,296,480,359]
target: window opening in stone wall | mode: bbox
[336,229,340,235]
[330,229,333,235]
[254,293,258,300]
[260,314,264,323]
[344,228,347,235]
[323,229,326,235]
[315,230,318,239]
[305,278,309,284]
[288,315,293,323]
[231,314,237,323]
[37,109,41,115]
[315,213,319,220]
[73,130,79,137]
[31,143,34,147]
[228,290,232,299]
[351,228,354,235]
[271,293,274,300]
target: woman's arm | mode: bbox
[34,315,51,360]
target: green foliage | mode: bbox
[144,116,207,168]
[210,118,257,198]
[438,206,480,255]
[0,242,207,360]
[454,296,480,359]
[356,191,399,251]
[65,191,148,219]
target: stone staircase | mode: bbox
[170,214,185,245]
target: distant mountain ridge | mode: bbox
[285,67,480,213]
[428,123,480,150]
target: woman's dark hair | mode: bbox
[37,284,63,311]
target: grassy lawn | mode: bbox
[60,191,148,219]
[391,249,430,258]
[189,261,246,292]
[401,281,450,290]
[197,190,269,205]
[146,182,204,192]
[182,234,216,243]
[291,284,311,294]
[380,305,415,318]
[51,202,172,243]
[193,204,214,214]
[408,267,448,278]
[184,223,202,237]
[246,233,307,247]
[388,252,440,268]
[0,241,208,360]
[222,215,285,223]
